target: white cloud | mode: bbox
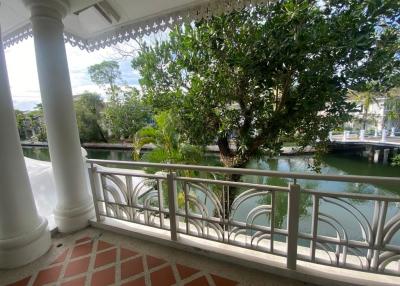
[4,37,140,110]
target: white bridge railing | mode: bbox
[86,159,400,276]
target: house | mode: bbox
[0,1,399,285]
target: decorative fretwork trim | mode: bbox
[3,0,270,51]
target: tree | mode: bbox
[392,154,400,167]
[133,110,203,165]
[133,1,399,170]
[349,90,380,130]
[26,104,47,142]
[385,88,400,130]
[104,88,152,140]
[74,92,108,142]
[15,110,27,140]
[88,61,121,96]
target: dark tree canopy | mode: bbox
[74,92,108,142]
[133,0,400,168]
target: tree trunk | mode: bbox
[96,123,108,142]
[216,136,253,220]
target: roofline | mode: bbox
[3,0,271,52]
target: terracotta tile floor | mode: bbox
[6,236,238,286]
[1,228,312,286]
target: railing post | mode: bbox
[167,172,178,241]
[87,163,101,222]
[359,129,365,141]
[287,183,300,270]
[381,129,387,142]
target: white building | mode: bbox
[0,1,399,285]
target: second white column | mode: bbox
[24,0,94,232]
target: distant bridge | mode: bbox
[329,132,400,164]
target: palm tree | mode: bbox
[132,110,203,166]
[349,90,379,130]
[386,88,400,130]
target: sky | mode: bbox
[4,38,140,111]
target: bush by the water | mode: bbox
[392,155,400,167]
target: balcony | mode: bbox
[3,159,400,285]
[1,1,400,285]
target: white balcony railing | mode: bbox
[86,159,400,276]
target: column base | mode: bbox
[0,217,51,269]
[54,200,95,233]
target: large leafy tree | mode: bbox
[74,92,108,142]
[133,0,400,169]
[88,60,121,96]
[104,88,152,140]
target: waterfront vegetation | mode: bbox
[16,0,400,171]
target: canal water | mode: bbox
[23,146,400,247]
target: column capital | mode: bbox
[23,0,70,20]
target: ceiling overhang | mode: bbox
[1,0,270,52]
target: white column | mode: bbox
[24,0,94,232]
[383,149,390,164]
[0,27,50,268]
[342,131,347,141]
[381,129,387,142]
[390,127,395,137]
[359,129,365,141]
[328,131,333,141]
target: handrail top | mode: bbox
[87,159,400,185]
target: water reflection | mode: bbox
[23,146,400,245]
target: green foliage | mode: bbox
[74,92,108,142]
[15,104,47,142]
[88,61,121,96]
[386,89,400,128]
[133,0,399,169]
[104,88,152,140]
[15,110,27,140]
[392,154,400,167]
[28,104,47,141]
[349,90,380,130]
[133,111,204,165]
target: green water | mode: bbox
[23,146,400,246]
[22,146,400,194]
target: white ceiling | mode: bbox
[0,0,207,39]
[0,0,269,50]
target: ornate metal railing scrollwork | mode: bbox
[87,159,400,276]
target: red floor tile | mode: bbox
[64,257,90,278]
[185,276,210,286]
[121,256,144,280]
[97,240,114,251]
[51,249,69,265]
[75,236,91,244]
[121,247,138,260]
[95,248,117,268]
[210,274,238,286]
[61,276,86,286]
[121,276,146,286]
[150,265,176,286]
[33,265,62,286]
[6,277,31,286]
[91,266,115,286]
[70,242,92,259]
[146,255,166,269]
[176,264,199,279]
